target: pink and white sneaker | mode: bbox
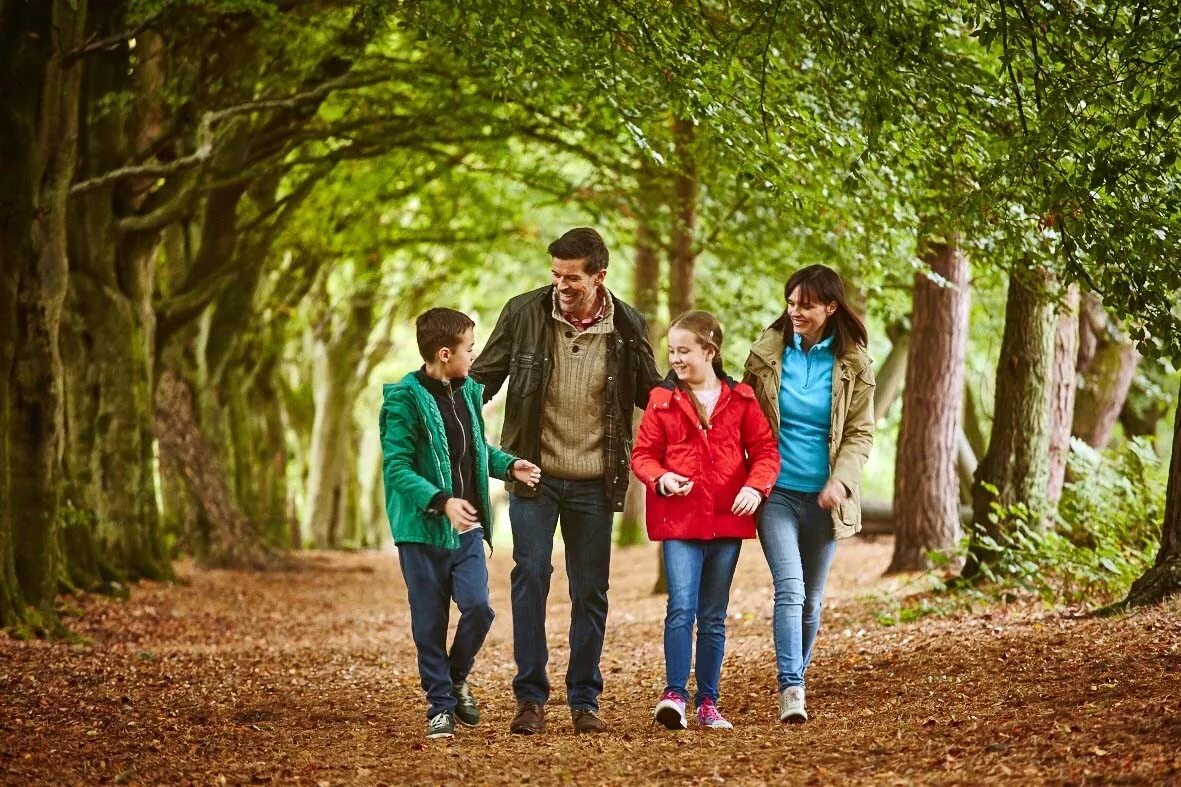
[696,698,734,730]
[654,690,687,730]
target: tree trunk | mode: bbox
[1119,378,1181,608]
[618,217,662,548]
[62,15,170,582]
[963,265,1056,578]
[304,347,351,548]
[0,0,88,629]
[154,370,271,567]
[873,322,910,423]
[1046,283,1080,506]
[1072,293,1139,449]
[888,238,969,572]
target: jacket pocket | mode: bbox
[508,351,540,397]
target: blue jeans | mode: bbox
[398,530,495,718]
[758,488,837,690]
[509,475,613,710]
[662,538,742,705]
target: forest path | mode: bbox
[2,538,1178,785]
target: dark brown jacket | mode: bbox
[471,285,661,510]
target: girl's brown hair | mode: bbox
[670,310,725,377]
[769,264,868,357]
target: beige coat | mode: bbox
[743,328,876,539]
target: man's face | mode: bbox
[552,257,606,316]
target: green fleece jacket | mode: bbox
[379,372,516,549]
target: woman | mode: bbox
[743,264,875,723]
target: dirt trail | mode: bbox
[1,537,1178,785]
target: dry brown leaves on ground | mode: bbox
[1,537,1179,786]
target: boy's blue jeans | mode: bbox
[661,538,742,705]
[508,475,612,711]
[758,487,837,690]
[398,529,494,718]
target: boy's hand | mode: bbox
[511,459,542,488]
[444,498,480,532]
[657,472,693,496]
[731,486,762,516]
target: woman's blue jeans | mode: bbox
[662,538,742,704]
[758,488,837,690]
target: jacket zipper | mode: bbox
[446,383,468,503]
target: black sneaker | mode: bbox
[427,712,455,739]
[453,682,480,727]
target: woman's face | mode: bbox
[668,327,716,386]
[787,287,836,345]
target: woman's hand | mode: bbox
[444,498,480,532]
[731,486,762,516]
[657,472,694,496]
[817,478,848,511]
[511,459,542,488]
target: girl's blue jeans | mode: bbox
[661,538,742,705]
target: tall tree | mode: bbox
[1120,380,1181,607]
[888,238,970,572]
[963,266,1057,578]
[1072,294,1140,449]
[0,0,88,628]
[1046,283,1080,505]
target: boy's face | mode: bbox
[439,327,476,379]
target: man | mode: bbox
[471,227,661,735]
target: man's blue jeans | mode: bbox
[509,475,613,711]
[758,487,837,690]
[398,529,495,718]
[661,538,742,705]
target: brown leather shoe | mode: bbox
[571,708,605,734]
[510,702,546,735]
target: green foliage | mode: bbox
[967,438,1165,605]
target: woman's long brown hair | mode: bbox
[768,264,868,357]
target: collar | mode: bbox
[791,332,835,354]
[414,367,467,395]
[554,286,609,332]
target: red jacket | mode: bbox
[631,375,780,541]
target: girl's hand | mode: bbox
[731,486,762,516]
[658,472,694,496]
[511,459,542,488]
[817,478,848,511]
[444,498,480,532]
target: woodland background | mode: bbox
[3,0,1181,659]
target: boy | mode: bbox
[380,307,542,739]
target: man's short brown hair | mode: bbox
[547,227,609,274]
[416,307,475,362]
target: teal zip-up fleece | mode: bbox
[380,372,517,549]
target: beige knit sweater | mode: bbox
[539,291,614,479]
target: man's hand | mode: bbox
[731,486,762,516]
[817,478,848,511]
[657,472,694,496]
[511,459,542,488]
[444,498,480,532]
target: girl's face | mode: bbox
[787,286,836,345]
[668,327,716,386]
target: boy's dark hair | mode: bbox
[547,227,609,274]
[416,308,475,362]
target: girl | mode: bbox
[631,310,780,730]
[743,265,875,724]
